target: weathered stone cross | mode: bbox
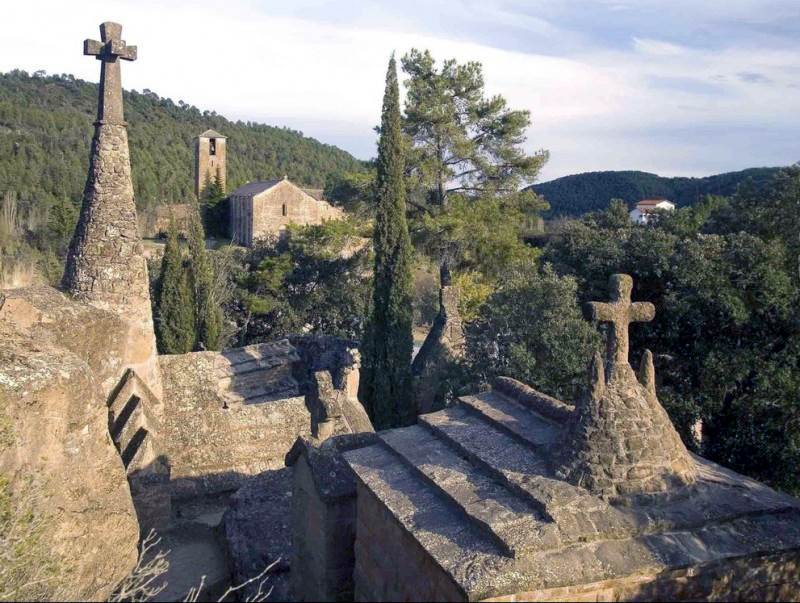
[84,22,137,125]
[587,274,655,369]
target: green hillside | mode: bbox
[0,69,366,210]
[531,167,784,217]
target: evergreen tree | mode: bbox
[188,202,223,350]
[361,55,415,429]
[155,221,196,354]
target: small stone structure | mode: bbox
[229,177,344,246]
[218,339,374,601]
[412,276,466,414]
[62,22,161,400]
[556,274,697,498]
[196,129,227,197]
[286,433,379,602]
[338,274,800,601]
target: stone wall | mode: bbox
[138,203,192,239]
[353,482,464,602]
[251,182,342,241]
[485,552,800,602]
[0,286,140,601]
[287,433,378,602]
[231,180,344,246]
[159,343,311,498]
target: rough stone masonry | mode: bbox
[62,21,161,399]
[339,274,800,601]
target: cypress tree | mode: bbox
[155,221,196,354]
[361,55,415,429]
[187,202,223,351]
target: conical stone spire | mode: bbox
[62,22,161,398]
[556,274,696,499]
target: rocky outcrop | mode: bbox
[0,287,140,601]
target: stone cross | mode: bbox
[587,274,655,369]
[84,22,137,124]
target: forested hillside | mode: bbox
[0,70,365,210]
[531,167,783,217]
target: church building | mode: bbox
[229,177,344,246]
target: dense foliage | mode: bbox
[154,223,196,354]
[227,218,372,346]
[187,204,223,351]
[0,69,364,284]
[0,70,366,211]
[466,262,601,402]
[532,167,782,217]
[360,56,415,429]
[400,50,548,283]
[543,166,800,494]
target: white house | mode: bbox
[629,199,675,225]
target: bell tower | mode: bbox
[195,129,227,198]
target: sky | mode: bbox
[1,0,798,181]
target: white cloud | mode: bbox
[632,37,687,56]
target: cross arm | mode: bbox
[84,39,103,56]
[112,40,137,61]
[629,301,655,323]
[83,39,137,61]
[586,301,617,323]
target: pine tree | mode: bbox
[155,221,196,354]
[188,202,223,351]
[361,55,415,429]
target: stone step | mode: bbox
[380,425,546,558]
[343,442,505,578]
[458,390,561,451]
[419,407,634,546]
[214,340,298,370]
[215,355,292,379]
[107,369,163,473]
[221,377,300,406]
[217,365,294,396]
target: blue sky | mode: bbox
[1,0,798,181]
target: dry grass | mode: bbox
[110,529,277,603]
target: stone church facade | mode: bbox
[229,177,344,246]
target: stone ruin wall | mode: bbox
[157,335,367,499]
[483,552,800,602]
[158,345,310,498]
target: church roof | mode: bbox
[198,129,227,139]
[230,179,283,198]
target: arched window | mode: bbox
[209,138,216,156]
[282,203,287,217]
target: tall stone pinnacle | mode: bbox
[62,22,161,398]
[556,274,696,499]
